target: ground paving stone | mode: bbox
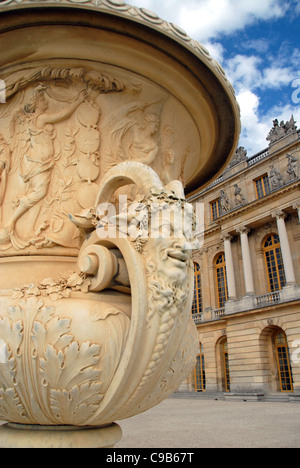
[116,397,300,448]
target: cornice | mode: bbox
[199,179,300,238]
[189,133,300,202]
[213,179,300,224]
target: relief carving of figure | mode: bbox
[160,125,190,185]
[0,84,87,245]
[269,164,284,190]
[286,153,298,181]
[234,184,246,206]
[104,100,161,166]
[0,133,11,219]
[220,189,230,213]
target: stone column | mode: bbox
[237,226,255,296]
[221,233,237,300]
[293,200,300,223]
[272,210,296,285]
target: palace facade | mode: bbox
[187,118,300,400]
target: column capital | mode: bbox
[236,225,250,235]
[221,232,233,242]
[292,199,300,210]
[272,209,287,220]
[293,200,300,223]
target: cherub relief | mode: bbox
[0,84,87,244]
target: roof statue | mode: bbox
[267,115,297,145]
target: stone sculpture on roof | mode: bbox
[267,115,297,146]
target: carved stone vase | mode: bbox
[0,1,240,448]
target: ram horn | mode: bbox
[165,180,186,199]
[95,162,164,206]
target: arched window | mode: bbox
[274,330,294,393]
[215,253,228,308]
[218,337,230,392]
[192,263,202,315]
[222,340,231,392]
[194,343,206,392]
[263,234,286,291]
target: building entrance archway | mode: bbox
[216,336,230,392]
[259,325,294,394]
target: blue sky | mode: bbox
[128,0,300,156]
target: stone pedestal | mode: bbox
[0,423,122,448]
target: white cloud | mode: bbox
[127,0,300,156]
[201,41,225,63]
[225,54,298,93]
[237,90,300,155]
[226,55,263,91]
[178,0,287,41]
[128,0,182,25]
[236,90,269,154]
[261,67,294,89]
[241,38,270,54]
[129,0,288,40]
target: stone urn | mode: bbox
[0,0,240,448]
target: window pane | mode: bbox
[274,331,294,393]
[195,351,206,392]
[256,175,270,199]
[215,254,228,308]
[264,235,286,291]
[192,263,202,315]
[211,200,221,220]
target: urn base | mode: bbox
[0,422,122,448]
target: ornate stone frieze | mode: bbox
[0,63,199,255]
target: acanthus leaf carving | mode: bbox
[0,297,110,425]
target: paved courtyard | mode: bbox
[116,397,300,448]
